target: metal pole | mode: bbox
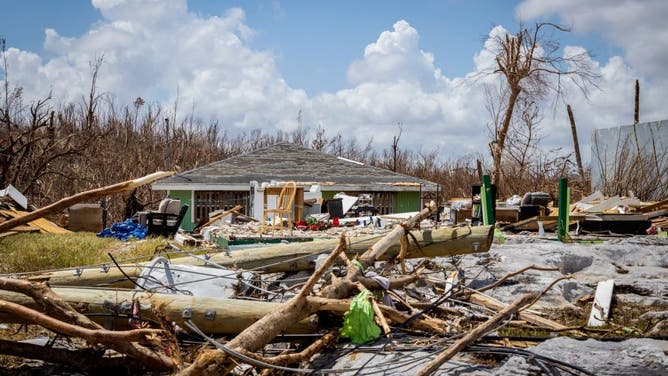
[481,175,494,226]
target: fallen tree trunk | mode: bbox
[0,171,174,233]
[23,225,494,287]
[0,276,102,328]
[0,299,163,344]
[0,339,150,372]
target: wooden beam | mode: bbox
[502,215,587,232]
[640,199,668,213]
[193,205,242,233]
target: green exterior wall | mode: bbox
[322,191,421,214]
[169,189,420,232]
[396,191,421,213]
[322,191,336,200]
[168,190,195,231]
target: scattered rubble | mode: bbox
[0,186,70,236]
[0,175,667,375]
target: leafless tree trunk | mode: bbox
[392,123,403,172]
[488,23,599,190]
[308,124,324,150]
[567,104,586,186]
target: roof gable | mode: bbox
[153,142,437,190]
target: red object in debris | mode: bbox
[332,217,339,227]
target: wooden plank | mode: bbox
[502,215,587,232]
[0,209,71,234]
[194,205,242,232]
[8,225,40,233]
[585,196,641,213]
[640,199,668,213]
[588,279,614,327]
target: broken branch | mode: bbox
[0,171,174,233]
[477,264,559,293]
[416,292,537,376]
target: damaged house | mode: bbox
[152,142,438,231]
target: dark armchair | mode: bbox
[147,204,188,238]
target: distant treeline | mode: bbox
[1,94,584,223]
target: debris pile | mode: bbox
[1,174,667,375]
[0,185,70,236]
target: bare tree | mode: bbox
[488,23,599,190]
[331,132,343,156]
[1,37,8,114]
[311,124,327,151]
[391,123,403,172]
[83,56,104,129]
[504,97,542,183]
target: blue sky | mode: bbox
[1,0,666,159]
[2,0,619,94]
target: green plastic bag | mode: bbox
[340,289,381,344]
[494,228,505,244]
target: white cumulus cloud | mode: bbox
[516,0,668,78]
[1,0,665,164]
[346,20,446,89]
[3,0,306,132]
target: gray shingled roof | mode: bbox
[153,142,436,191]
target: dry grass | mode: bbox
[497,301,668,339]
[0,232,168,274]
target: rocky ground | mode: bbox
[310,234,668,375]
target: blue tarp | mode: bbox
[97,219,147,241]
